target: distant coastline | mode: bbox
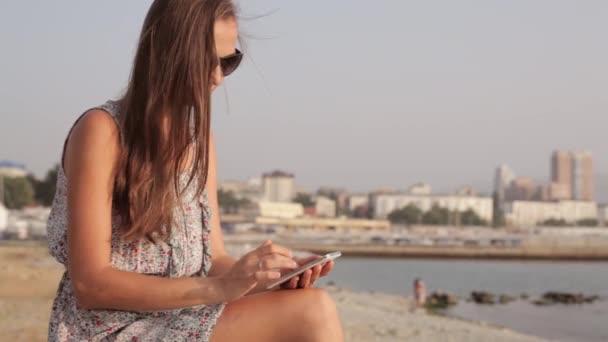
[268,242,608,261]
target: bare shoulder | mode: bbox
[64,109,121,178]
[71,109,120,141]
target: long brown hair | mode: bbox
[114,0,237,241]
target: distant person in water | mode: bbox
[414,278,427,308]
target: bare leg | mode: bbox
[210,288,343,342]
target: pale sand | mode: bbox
[0,243,547,342]
[325,286,547,342]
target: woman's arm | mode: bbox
[206,132,237,277]
[65,110,227,311]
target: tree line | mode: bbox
[388,204,488,226]
[1,165,58,209]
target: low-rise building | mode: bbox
[504,200,598,227]
[219,180,248,194]
[455,186,477,196]
[316,187,348,215]
[0,161,27,178]
[347,194,369,212]
[0,203,7,238]
[255,216,390,233]
[371,193,493,223]
[219,179,263,204]
[315,196,336,218]
[257,201,304,219]
[408,183,432,196]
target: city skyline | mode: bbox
[1,1,606,200]
[2,153,607,203]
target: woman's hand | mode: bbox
[280,255,335,290]
[219,240,297,302]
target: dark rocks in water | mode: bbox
[532,298,552,306]
[470,292,514,305]
[533,292,601,306]
[471,291,496,305]
[426,292,459,310]
[499,294,516,304]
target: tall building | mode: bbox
[551,151,572,199]
[262,170,296,203]
[550,150,593,201]
[505,177,539,202]
[571,151,593,201]
[548,182,571,201]
[494,164,515,210]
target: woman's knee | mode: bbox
[296,288,342,333]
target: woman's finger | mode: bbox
[299,269,312,288]
[288,276,299,289]
[260,254,298,271]
[279,276,293,290]
[320,260,334,277]
[259,241,293,259]
[279,276,299,290]
[309,264,322,285]
[255,270,281,283]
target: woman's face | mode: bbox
[211,17,238,92]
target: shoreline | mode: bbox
[6,238,608,261]
[271,241,608,261]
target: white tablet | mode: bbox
[266,251,342,290]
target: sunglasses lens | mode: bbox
[220,52,243,77]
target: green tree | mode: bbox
[218,189,239,214]
[2,176,35,209]
[293,192,315,208]
[422,205,450,225]
[541,218,570,227]
[27,164,59,206]
[388,204,423,225]
[577,218,598,227]
[461,209,487,226]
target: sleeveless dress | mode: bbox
[46,101,226,341]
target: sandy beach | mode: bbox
[0,242,547,342]
[327,286,546,342]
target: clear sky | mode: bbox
[0,1,606,199]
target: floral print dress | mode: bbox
[46,101,225,341]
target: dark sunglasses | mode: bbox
[219,48,243,77]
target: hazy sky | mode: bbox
[0,1,606,199]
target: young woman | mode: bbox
[46,1,344,341]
